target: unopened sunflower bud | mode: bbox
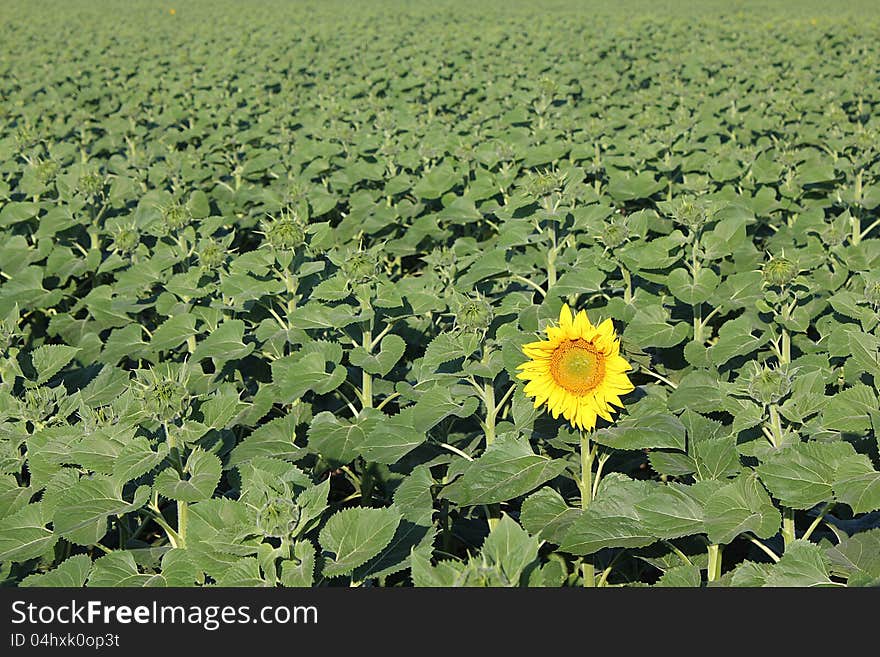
[864,278,880,310]
[78,170,105,196]
[526,170,566,198]
[198,239,227,270]
[163,203,192,232]
[762,254,799,287]
[671,197,709,229]
[457,297,494,332]
[343,251,378,284]
[600,222,629,249]
[262,212,305,251]
[747,363,792,405]
[256,497,301,538]
[34,159,60,184]
[110,226,140,255]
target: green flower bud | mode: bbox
[34,159,59,184]
[747,363,792,405]
[526,169,566,198]
[762,254,799,287]
[262,212,305,251]
[670,197,710,229]
[198,239,227,270]
[343,251,378,283]
[163,203,192,232]
[457,296,494,332]
[78,170,105,196]
[134,365,191,422]
[864,278,880,310]
[600,222,629,249]
[110,226,140,255]
[256,496,301,538]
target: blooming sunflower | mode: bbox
[517,304,634,431]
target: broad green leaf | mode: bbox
[655,564,702,587]
[319,507,402,578]
[667,267,719,305]
[826,529,880,586]
[154,448,222,503]
[441,433,568,506]
[29,344,80,385]
[348,333,406,376]
[635,484,705,539]
[53,479,150,545]
[763,540,837,587]
[756,441,855,509]
[20,554,93,587]
[0,503,56,562]
[703,475,780,544]
[594,414,686,451]
[191,320,254,362]
[480,515,540,586]
[271,348,346,404]
[520,486,580,544]
[833,453,880,514]
[307,409,380,466]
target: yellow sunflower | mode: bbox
[517,304,634,431]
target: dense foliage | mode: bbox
[1,0,879,587]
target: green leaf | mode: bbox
[559,513,655,556]
[29,344,80,385]
[88,551,163,587]
[623,305,689,348]
[763,540,836,587]
[667,268,719,305]
[348,334,406,376]
[154,448,222,503]
[703,475,780,544]
[655,564,702,587]
[558,474,655,555]
[413,165,460,199]
[520,486,580,544]
[441,433,568,506]
[594,414,686,451]
[833,453,880,514]
[693,435,741,481]
[635,484,705,539]
[20,554,93,587]
[756,441,855,510]
[0,503,55,562]
[307,409,380,466]
[149,314,198,353]
[228,412,305,467]
[826,529,880,586]
[281,540,317,587]
[271,347,346,404]
[319,507,402,578]
[480,515,540,585]
[821,385,878,433]
[191,319,254,362]
[667,371,724,414]
[53,479,150,546]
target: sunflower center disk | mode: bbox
[549,338,605,395]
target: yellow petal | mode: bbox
[558,304,573,333]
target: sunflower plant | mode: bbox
[1,0,879,589]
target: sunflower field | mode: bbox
[1,0,879,589]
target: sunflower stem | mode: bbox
[621,267,633,304]
[483,381,496,446]
[483,381,500,530]
[361,324,373,411]
[781,508,796,548]
[706,544,722,582]
[580,430,596,587]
